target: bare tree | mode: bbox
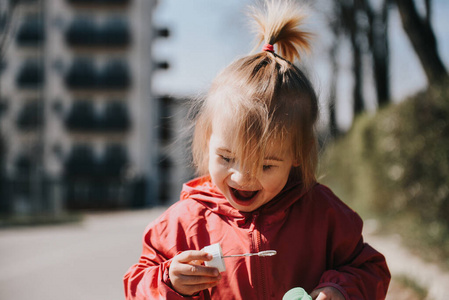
[328,16,341,138]
[394,0,448,84]
[329,0,391,130]
[339,0,366,115]
[362,0,390,107]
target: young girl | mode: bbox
[124,1,390,299]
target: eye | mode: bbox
[219,154,232,163]
[262,165,274,171]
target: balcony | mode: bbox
[65,17,97,47]
[99,18,130,46]
[65,100,130,132]
[66,17,130,48]
[16,16,45,46]
[15,155,33,174]
[101,101,130,131]
[99,144,128,177]
[64,143,128,179]
[65,100,98,131]
[16,59,44,89]
[16,101,43,131]
[65,58,130,90]
[64,58,97,89]
[64,144,98,177]
[99,59,130,89]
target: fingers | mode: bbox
[173,261,220,282]
[176,250,213,264]
[310,290,321,300]
[169,250,221,296]
[310,287,345,300]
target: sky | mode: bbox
[152,0,449,130]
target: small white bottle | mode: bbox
[202,243,226,272]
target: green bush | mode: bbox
[320,82,449,267]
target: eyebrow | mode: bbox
[264,156,284,162]
[217,148,232,154]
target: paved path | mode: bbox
[1,209,448,300]
[0,208,167,300]
[364,221,449,300]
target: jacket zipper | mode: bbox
[250,212,268,299]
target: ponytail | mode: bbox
[249,0,313,62]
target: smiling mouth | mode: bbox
[231,188,259,202]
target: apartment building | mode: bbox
[0,0,186,216]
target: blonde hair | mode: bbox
[191,0,318,191]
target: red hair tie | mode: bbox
[262,43,274,53]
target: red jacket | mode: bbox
[124,176,390,299]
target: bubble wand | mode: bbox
[221,250,277,258]
[202,243,276,272]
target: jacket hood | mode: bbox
[180,175,311,225]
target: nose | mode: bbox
[230,167,256,188]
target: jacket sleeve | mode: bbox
[123,216,208,300]
[315,239,390,300]
[313,187,391,300]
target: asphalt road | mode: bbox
[0,208,167,300]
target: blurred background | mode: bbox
[0,0,448,299]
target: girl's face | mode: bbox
[208,126,295,212]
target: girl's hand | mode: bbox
[168,250,221,296]
[310,287,345,300]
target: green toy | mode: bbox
[283,287,312,300]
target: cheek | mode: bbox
[262,170,291,193]
[264,179,284,194]
[209,157,227,179]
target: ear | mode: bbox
[292,160,300,167]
